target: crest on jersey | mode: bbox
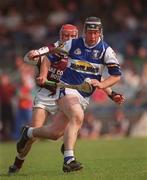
[74,48,81,55]
[92,50,100,59]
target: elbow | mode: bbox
[116,75,121,81]
[24,53,38,65]
[114,75,121,83]
[24,53,30,63]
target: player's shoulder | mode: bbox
[62,38,84,51]
[73,37,83,42]
[71,37,83,46]
[100,40,109,49]
[101,40,115,53]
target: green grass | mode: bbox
[0,138,147,180]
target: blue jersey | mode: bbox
[48,37,121,97]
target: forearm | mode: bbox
[39,57,51,78]
[103,87,112,96]
[101,75,121,89]
[101,77,112,95]
[23,46,50,65]
[24,52,40,65]
[90,75,121,89]
[101,76,125,105]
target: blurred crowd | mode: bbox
[0,0,147,141]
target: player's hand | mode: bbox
[109,91,125,105]
[36,76,46,85]
[50,47,68,57]
[27,50,40,61]
[90,79,103,89]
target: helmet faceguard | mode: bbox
[60,24,78,42]
[84,17,103,39]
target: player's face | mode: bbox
[85,30,100,46]
[61,31,77,42]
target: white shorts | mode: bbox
[60,88,90,110]
[33,87,60,114]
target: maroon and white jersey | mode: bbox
[23,42,68,113]
[37,55,68,94]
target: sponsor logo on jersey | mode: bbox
[49,67,63,80]
[74,48,81,55]
[71,60,99,73]
[92,50,100,59]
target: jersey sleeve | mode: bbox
[24,46,50,65]
[24,52,43,66]
[104,47,121,75]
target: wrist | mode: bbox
[107,89,112,96]
[99,82,104,89]
[108,91,117,99]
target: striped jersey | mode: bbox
[48,37,121,97]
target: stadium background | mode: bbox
[0,0,147,141]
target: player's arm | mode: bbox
[91,75,121,89]
[97,77,124,104]
[36,40,72,85]
[23,48,50,85]
[90,47,121,89]
[23,43,68,65]
[36,57,51,85]
[103,87,125,105]
[23,46,50,65]
[89,76,124,104]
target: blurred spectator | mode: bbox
[0,73,16,141]
[130,111,147,137]
[14,55,35,85]
[140,62,147,88]
[47,1,69,26]
[26,20,48,43]
[12,72,33,140]
[79,112,102,139]
[109,109,130,137]
[4,6,22,31]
